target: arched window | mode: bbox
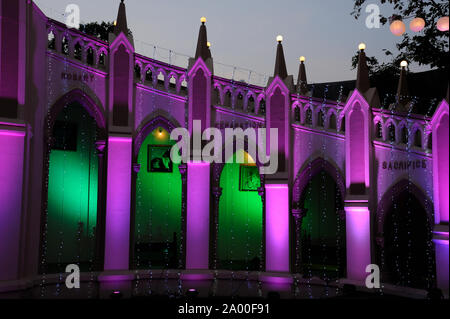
[401,126,408,144]
[329,113,337,130]
[388,123,396,142]
[74,42,82,60]
[317,110,325,127]
[86,47,94,65]
[62,36,69,55]
[224,90,232,107]
[305,108,313,125]
[236,93,244,109]
[145,69,153,82]
[376,122,383,139]
[213,88,221,105]
[48,31,56,50]
[248,96,255,113]
[294,106,301,122]
[98,51,106,66]
[169,76,177,90]
[259,99,266,115]
[340,116,346,132]
[414,129,422,148]
[134,64,141,79]
[427,133,432,150]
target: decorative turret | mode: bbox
[348,43,380,108]
[296,56,308,95]
[114,0,128,36]
[110,0,133,46]
[395,60,411,112]
[274,35,288,79]
[356,43,370,93]
[189,17,213,72]
[267,35,294,90]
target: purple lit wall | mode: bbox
[0,128,25,280]
[434,112,449,223]
[265,184,289,272]
[104,136,132,270]
[345,205,371,280]
[186,162,210,269]
[434,237,449,291]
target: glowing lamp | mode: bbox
[299,56,305,62]
[276,35,283,43]
[358,43,366,51]
[200,16,206,24]
[410,17,425,32]
[207,41,211,48]
[400,60,408,68]
[437,16,449,32]
[390,20,406,36]
[113,20,117,26]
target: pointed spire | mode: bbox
[274,35,288,79]
[396,60,409,106]
[195,17,210,61]
[356,43,370,93]
[297,56,308,95]
[114,0,128,36]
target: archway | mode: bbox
[43,102,104,273]
[377,181,435,289]
[292,158,346,279]
[216,150,263,270]
[132,124,183,269]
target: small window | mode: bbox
[86,47,94,65]
[317,110,325,127]
[414,129,422,148]
[248,96,255,113]
[62,36,69,55]
[294,106,300,122]
[388,124,396,142]
[340,117,345,132]
[427,133,432,150]
[305,108,313,125]
[329,113,337,130]
[98,52,106,66]
[48,31,56,50]
[376,122,383,139]
[145,69,153,82]
[134,64,141,79]
[74,42,82,60]
[259,99,266,115]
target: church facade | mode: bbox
[0,0,448,295]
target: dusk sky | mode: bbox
[34,0,430,85]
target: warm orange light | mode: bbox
[390,20,406,36]
[358,43,366,51]
[200,16,206,23]
[437,16,449,32]
[207,41,211,48]
[410,17,425,32]
[299,56,305,62]
[276,35,283,43]
[400,60,408,68]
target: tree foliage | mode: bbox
[351,0,449,70]
[79,21,132,42]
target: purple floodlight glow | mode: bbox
[265,184,289,272]
[186,162,210,269]
[0,130,25,280]
[345,206,371,281]
[104,136,132,270]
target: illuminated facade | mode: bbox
[0,0,448,295]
